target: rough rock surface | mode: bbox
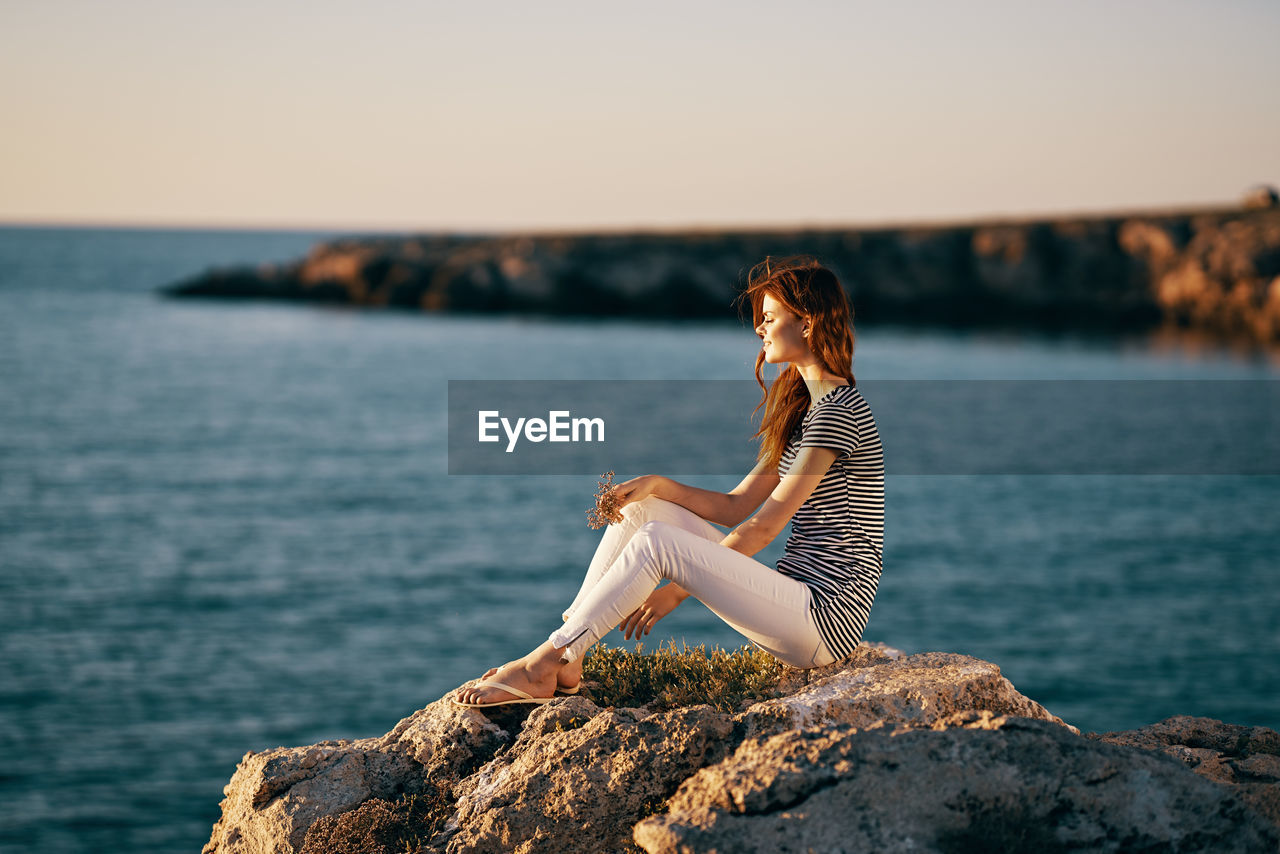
[204,644,1279,854]
[202,700,506,854]
[633,717,1280,854]
[1089,714,1280,828]
[163,206,1280,345]
[739,649,1077,740]
[445,699,734,854]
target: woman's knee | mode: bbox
[631,521,686,574]
[635,519,680,541]
[619,494,658,522]
[626,495,717,536]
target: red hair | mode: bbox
[734,255,857,470]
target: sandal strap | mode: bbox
[471,679,534,701]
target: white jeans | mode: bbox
[549,495,836,669]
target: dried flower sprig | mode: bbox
[587,470,624,529]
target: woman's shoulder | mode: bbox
[807,384,864,417]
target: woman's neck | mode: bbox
[791,361,848,405]
[800,376,849,409]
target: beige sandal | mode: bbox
[452,679,555,709]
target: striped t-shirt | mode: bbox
[775,383,885,660]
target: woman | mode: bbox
[453,255,884,708]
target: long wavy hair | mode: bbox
[734,255,856,470]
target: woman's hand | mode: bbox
[610,474,668,510]
[619,583,688,640]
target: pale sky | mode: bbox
[1,0,1276,233]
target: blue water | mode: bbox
[1,226,1277,854]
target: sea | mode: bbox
[1,225,1277,853]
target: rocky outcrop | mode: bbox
[202,702,506,854]
[1089,715,1280,829]
[738,649,1079,740]
[634,716,1279,853]
[446,699,734,854]
[1244,185,1280,210]
[203,644,1280,854]
[162,202,1280,345]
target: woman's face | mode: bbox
[755,293,810,364]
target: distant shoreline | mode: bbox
[153,201,1280,347]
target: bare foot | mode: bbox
[483,657,582,692]
[454,659,557,706]
[558,657,583,692]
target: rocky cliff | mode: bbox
[163,202,1280,346]
[203,644,1280,853]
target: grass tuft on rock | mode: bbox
[581,641,787,713]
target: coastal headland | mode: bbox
[164,201,1280,346]
[203,644,1280,853]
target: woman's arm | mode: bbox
[640,478,731,526]
[650,479,740,528]
[647,458,783,527]
[719,446,839,556]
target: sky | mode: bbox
[1,0,1277,233]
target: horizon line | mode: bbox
[0,197,1254,238]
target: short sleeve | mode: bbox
[797,403,861,459]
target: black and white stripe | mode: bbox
[775,384,885,660]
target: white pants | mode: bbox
[549,495,836,669]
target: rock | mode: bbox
[445,700,734,854]
[1244,185,1280,210]
[738,650,1078,741]
[201,699,507,854]
[1088,714,1280,828]
[633,716,1280,854]
[438,648,1078,853]
[203,644,1277,854]
[375,697,511,781]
